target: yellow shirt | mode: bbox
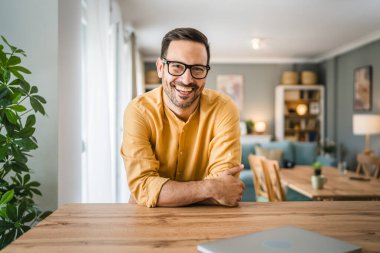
[120,86,241,207]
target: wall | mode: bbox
[323,40,380,167]
[58,0,83,206]
[0,0,59,211]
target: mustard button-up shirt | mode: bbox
[121,86,241,207]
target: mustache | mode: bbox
[170,81,198,89]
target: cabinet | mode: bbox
[275,85,324,142]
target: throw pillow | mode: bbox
[293,142,317,165]
[255,146,283,165]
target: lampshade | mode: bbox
[353,114,380,135]
[254,121,266,133]
[296,104,308,116]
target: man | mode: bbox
[121,28,244,208]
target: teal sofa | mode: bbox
[240,140,335,202]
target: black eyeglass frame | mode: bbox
[161,58,211,80]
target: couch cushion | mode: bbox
[293,142,317,165]
[260,140,294,164]
[255,146,283,164]
[241,143,256,170]
[239,169,254,187]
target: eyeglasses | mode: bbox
[162,58,210,79]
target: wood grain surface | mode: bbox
[3,202,380,253]
[280,166,380,200]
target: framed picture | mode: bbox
[309,102,320,115]
[354,65,372,111]
[217,75,243,111]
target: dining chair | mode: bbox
[356,153,379,178]
[248,155,271,202]
[248,155,286,202]
[261,159,286,201]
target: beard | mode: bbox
[163,80,203,109]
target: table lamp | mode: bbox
[254,121,266,134]
[353,114,380,155]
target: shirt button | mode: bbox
[180,151,183,155]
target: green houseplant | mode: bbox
[0,35,51,249]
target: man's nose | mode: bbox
[179,68,194,85]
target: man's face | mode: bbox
[156,40,208,109]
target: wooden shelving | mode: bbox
[275,85,324,142]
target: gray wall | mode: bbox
[0,0,59,211]
[322,40,380,168]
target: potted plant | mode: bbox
[311,161,327,190]
[0,35,51,249]
[320,138,336,156]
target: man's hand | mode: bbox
[209,165,245,207]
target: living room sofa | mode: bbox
[239,140,335,202]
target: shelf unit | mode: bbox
[275,85,324,142]
[145,83,161,92]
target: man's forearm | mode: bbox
[157,180,214,207]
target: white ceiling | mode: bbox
[118,0,380,63]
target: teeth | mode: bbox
[175,85,192,92]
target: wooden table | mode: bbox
[280,166,380,200]
[3,202,380,253]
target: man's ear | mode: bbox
[156,57,163,78]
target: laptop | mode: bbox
[197,226,361,253]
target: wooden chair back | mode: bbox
[248,155,271,201]
[248,155,286,202]
[356,153,380,178]
[262,159,286,201]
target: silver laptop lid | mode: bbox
[197,226,361,253]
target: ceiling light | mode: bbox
[251,38,262,50]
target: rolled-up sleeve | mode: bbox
[204,100,242,179]
[120,102,169,207]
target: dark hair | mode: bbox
[161,28,210,64]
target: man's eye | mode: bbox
[172,63,184,69]
[192,66,206,73]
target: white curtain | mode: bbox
[81,0,143,203]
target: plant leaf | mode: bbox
[5,109,18,125]
[2,228,17,249]
[6,204,17,222]
[2,68,11,83]
[8,56,21,66]
[0,190,14,205]
[24,174,30,184]
[9,68,23,80]
[1,35,17,51]
[30,189,42,196]
[0,87,8,99]
[0,220,14,233]
[0,144,8,161]
[19,79,30,92]
[9,104,27,112]
[10,66,31,74]
[30,86,38,94]
[30,97,45,115]
[25,115,36,128]
[38,211,52,221]
[17,201,29,220]
[33,95,46,104]
[21,212,35,223]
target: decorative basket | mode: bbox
[301,71,317,85]
[281,71,299,85]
